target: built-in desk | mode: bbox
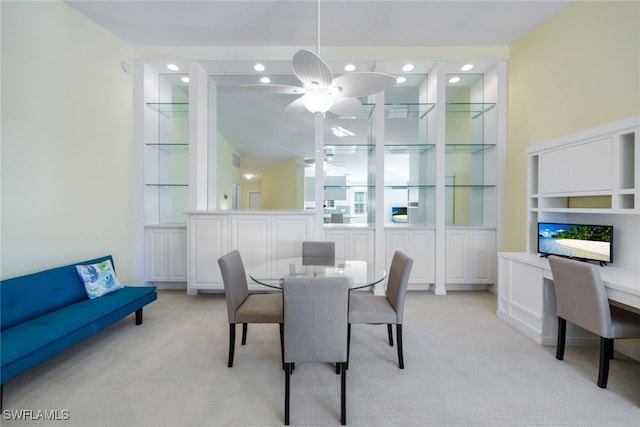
[497,252,640,360]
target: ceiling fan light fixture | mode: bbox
[302,92,335,114]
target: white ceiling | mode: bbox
[65,0,574,178]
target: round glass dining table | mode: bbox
[249,257,386,290]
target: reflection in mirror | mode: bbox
[213,74,316,210]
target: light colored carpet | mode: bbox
[2,290,638,426]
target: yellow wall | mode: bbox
[261,158,304,209]
[505,0,640,251]
[1,1,136,280]
[241,181,262,209]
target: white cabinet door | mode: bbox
[539,138,612,194]
[446,228,495,284]
[271,215,313,260]
[386,228,435,286]
[146,228,168,282]
[145,226,187,282]
[325,228,374,262]
[188,216,228,293]
[167,228,187,281]
[230,215,270,277]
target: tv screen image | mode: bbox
[391,207,408,223]
[538,222,613,264]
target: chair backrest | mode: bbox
[385,250,413,324]
[302,241,336,266]
[218,250,250,324]
[283,276,349,363]
[548,255,612,337]
[302,241,335,258]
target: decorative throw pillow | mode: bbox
[76,259,124,299]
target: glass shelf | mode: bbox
[324,185,375,190]
[145,183,188,187]
[384,144,435,154]
[145,143,189,151]
[384,103,435,119]
[445,184,496,188]
[446,103,496,119]
[145,102,188,113]
[384,184,435,189]
[445,144,495,153]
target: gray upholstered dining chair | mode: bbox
[548,255,640,388]
[348,250,413,369]
[283,276,349,426]
[218,250,284,368]
[302,241,336,266]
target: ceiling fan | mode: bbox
[243,0,397,117]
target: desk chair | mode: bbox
[348,250,413,369]
[218,250,284,368]
[283,276,349,425]
[548,255,640,388]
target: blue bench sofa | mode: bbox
[0,255,157,408]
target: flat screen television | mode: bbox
[537,222,613,264]
[391,206,408,223]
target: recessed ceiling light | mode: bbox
[260,76,271,84]
[449,77,461,84]
[181,76,189,83]
[344,64,356,72]
[461,64,474,71]
[166,64,180,71]
[402,63,414,72]
[254,63,265,72]
[396,77,407,84]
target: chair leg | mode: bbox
[228,323,236,368]
[241,323,248,345]
[387,324,394,346]
[285,362,291,425]
[279,323,285,370]
[556,317,566,360]
[598,337,613,389]
[346,324,351,370]
[340,361,347,425]
[396,324,404,369]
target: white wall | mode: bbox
[1,1,136,281]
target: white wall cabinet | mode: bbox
[187,211,315,294]
[324,227,375,263]
[445,228,495,288]
[145,226,187,283]
[539,138,613,195]
[385,228,435,289]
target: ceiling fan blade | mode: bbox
[292,49,333,88]
[332,72,397,98]
[329,97,363,117]
[241,84,306,95]
[284,97,308,114]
